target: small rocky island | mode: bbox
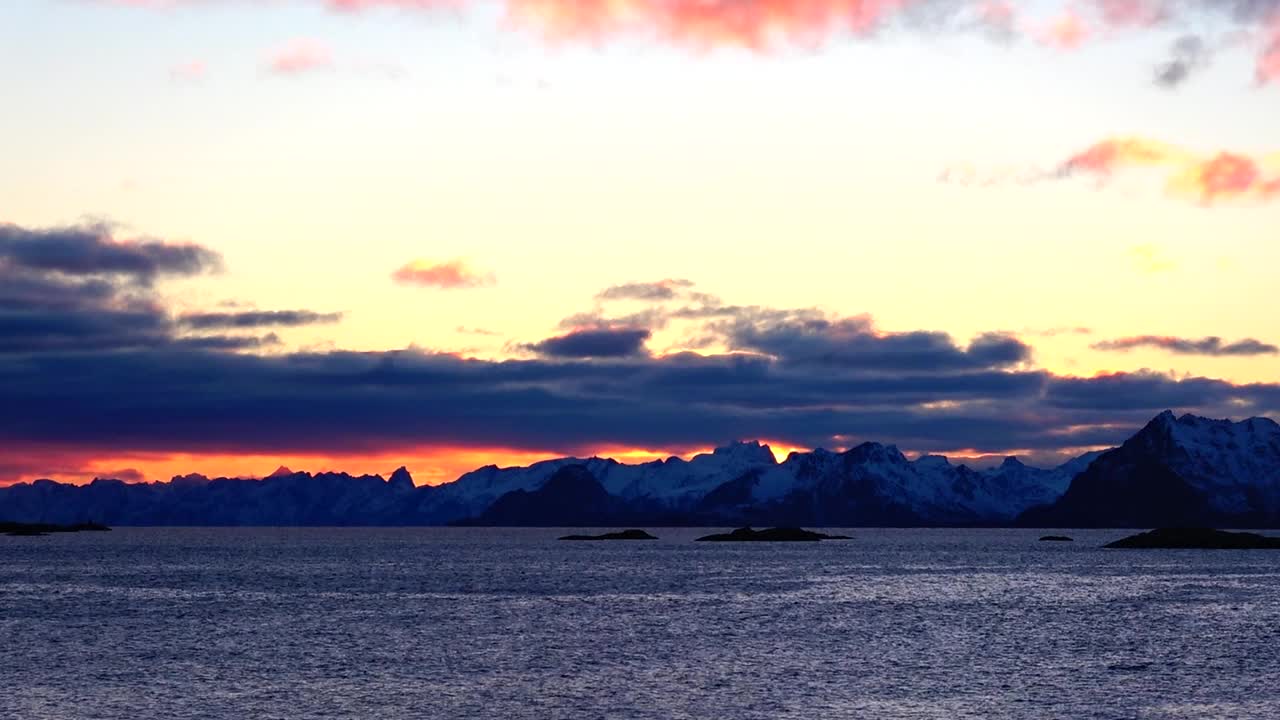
[559,529,658,541]
[1105,528,1280,549]
[1039,535,1074,542]
[2,521,111,537]
[695,527,852,542]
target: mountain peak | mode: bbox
[268,465,296,478]
[846,442,908,465]
[169,473,210,487]
[1000,456,1025,469]
[710,440,776,465]
[915,454,951,469]
[389,466,415,490]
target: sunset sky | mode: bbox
[2,0,1278,485]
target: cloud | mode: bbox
[1036,9,1090,49]
[501,0,928,51]
[1042,370,1269,412]
[2,342,1276,463]
[1261,22,1280,83]
[596,279,695,302]
[0,220,328,355]
[527,326,652,358]
[713,311,1033,371]
[93,0,1280,87]
[954,138,1280,206]
[1093,0,1165,28]
[1091,335,1280,356]
[1154,35,1209,88]
[325,0,457,10]
[265,38,333,75]
[0,222,221,284]
[2,251,1278,465]
[179,310,344,330]
[392,259,495,289]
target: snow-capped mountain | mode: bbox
[0,469,419,526]
[1019,411,1280,527]
[5,411,1278,527]
[416,440,1098,527]
[408,441,780,523]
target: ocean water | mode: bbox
[3,528,1279,720]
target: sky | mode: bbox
[2,0,1279,485]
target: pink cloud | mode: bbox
[1093,0,1164,28]
[1058,137,1280,206]
[265,39,333,75]
[326,0,458,9]
[1259,22,1280,85]
[392,260,496,289]
[1037,10,1089,50]
[950,137,1280,207]
[502,0,923,52]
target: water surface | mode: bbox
[3,528,1278,719]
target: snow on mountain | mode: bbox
[1020,411,1280,527]
[414,441,779,522]
[17,411,1278,527]
[0,438,1100,526]
[0,469,420,526]
[1144,411,1280,515]
[421,438,1094,526]
[738,443,1091,524]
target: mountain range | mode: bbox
[3,411,1278,527]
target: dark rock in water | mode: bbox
[1039,535,1074,542]
[695,526,852,542]
[1105,528,1280,549]
[1,521,110,536]
[559,529,658,541]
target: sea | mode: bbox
[2,528,1279,720]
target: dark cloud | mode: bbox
[179,310,344,330]
[0,221,327,356]
[528,327,652,358]
[0,307,170,353]
[2,345,1276,463]
[1043,370,1259,410]
[1091,335,1279,356]
[719,313,1033,371]
[0,222,221,284]
[2,244,1277,466]
[1154,35,1210,88]
[175,333,282,351]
